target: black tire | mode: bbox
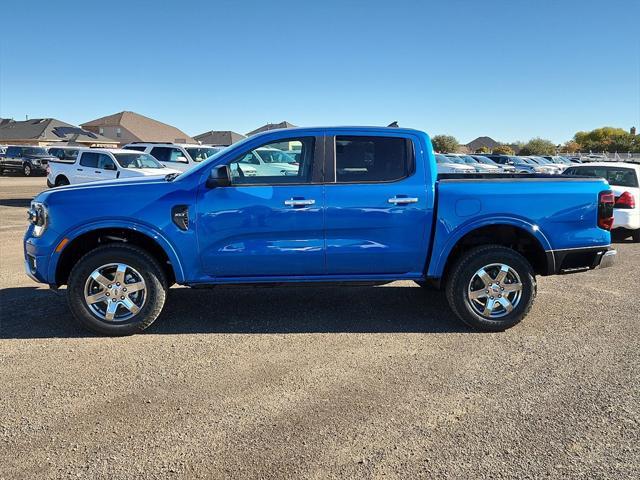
[54,175,70,187]
[67,244,168,336]
[445,245,536,331]
[632,229,640,243]
[23,163,32,177]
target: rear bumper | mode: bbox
[546,246,616,274]
[613,209,640,230]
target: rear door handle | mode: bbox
[77,168,83,171]
[388,196,418,205]
[284,198,315,207]
[94,171,101,174]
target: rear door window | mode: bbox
[97,154,116,170]
[150,147,187,163]
[334,136,413,183]
[79,152,99,168]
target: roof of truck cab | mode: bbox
[249,126,426,136]
[77,148,147,154]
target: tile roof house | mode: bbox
[246,121,297,136]
[81,111,195,146]
[0,118,118,147]
[193,130,246,146]
[465,136,501,152]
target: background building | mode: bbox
[193,130,245,146]
[0,118,118,147]
[81,111,195,146]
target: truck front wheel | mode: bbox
[67,244,168,336]
[445,245,536,331]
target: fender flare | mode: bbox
[429,215,553,278]
[48,219,186,284]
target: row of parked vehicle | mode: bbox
[435,153,581,175]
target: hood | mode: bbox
[35,175,171,203]
[124,167,180,176]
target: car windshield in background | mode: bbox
[444,156,466,165]
[474,156,498,165]
[435,154,449,164]
[186,147,221,162]
[114,153,164,169]
[23,147,48,156]
[256,149,296,164]
[565,166,639,188]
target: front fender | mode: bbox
[427,215,552,278]
[47,219,186,284]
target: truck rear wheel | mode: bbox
[23,164,32,176]
[67,244,168,336]
[445,245,536,331]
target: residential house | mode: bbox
[81,111,195,146]
[0,118,118,147]
[193,130,246,146]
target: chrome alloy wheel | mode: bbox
[83,263,147,322]
[467,263,523,319]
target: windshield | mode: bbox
[23,147,48,156]
[444,156,466,165]
[554,156,571,164]
[186,147,222,163]
[533,156,552,164]
[114,153,164,169]
[256,148,296,164]
[435,154,449,164]
[474,155,498,165]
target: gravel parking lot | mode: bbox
[1,176,638,479]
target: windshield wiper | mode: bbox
[165,172,180,181]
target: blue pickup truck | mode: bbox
[24,127,617,335]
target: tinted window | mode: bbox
[185,147,221,162]
[22,147,48,155]
[114,153,163,169]
[97,154,116,170]
[124,146,146,152]
[335,136,413,183]
[564,166,638,188]
[228,137,315,185]
[6,147,20,157]
[150,147,187,163]
[79,152,99,168]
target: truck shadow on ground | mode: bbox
[0,285,470,339]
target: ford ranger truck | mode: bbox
[24,127,617,336]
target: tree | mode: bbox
[561,140,580,153]
[431,135,459,153]
[475,146,491,154]
[573,127,636,153]
[519,137,556,156]
[492,144,514,155]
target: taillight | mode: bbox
[614,191,635,209]
[598,191,615,230]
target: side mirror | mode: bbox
[176,156,189,164]
[507,161,514,165]
[206,165,232,188]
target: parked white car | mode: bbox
[563,162,640,241]
[122,142,225,172]
[435,154,476,174]
[446,154,502,173]
[234,147,299,176]
[47,148,180,187]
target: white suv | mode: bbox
[563,162,640,242]
[47,148,179,187]
[122,143,225,172]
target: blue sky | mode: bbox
[1,0,638,144]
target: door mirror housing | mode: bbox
[206,165,232,188]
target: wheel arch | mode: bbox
[431,219,552,281]
[52,223,185,287]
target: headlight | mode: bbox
[27,201,48,237]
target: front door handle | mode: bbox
[77,168,83,171]
[388,196,418,205]
[284,198,315,207]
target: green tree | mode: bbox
[574,127,635,152]
[493,144,514,155]
[475,146,491,154]
[431,135,459,153]
[519,137,557,156]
